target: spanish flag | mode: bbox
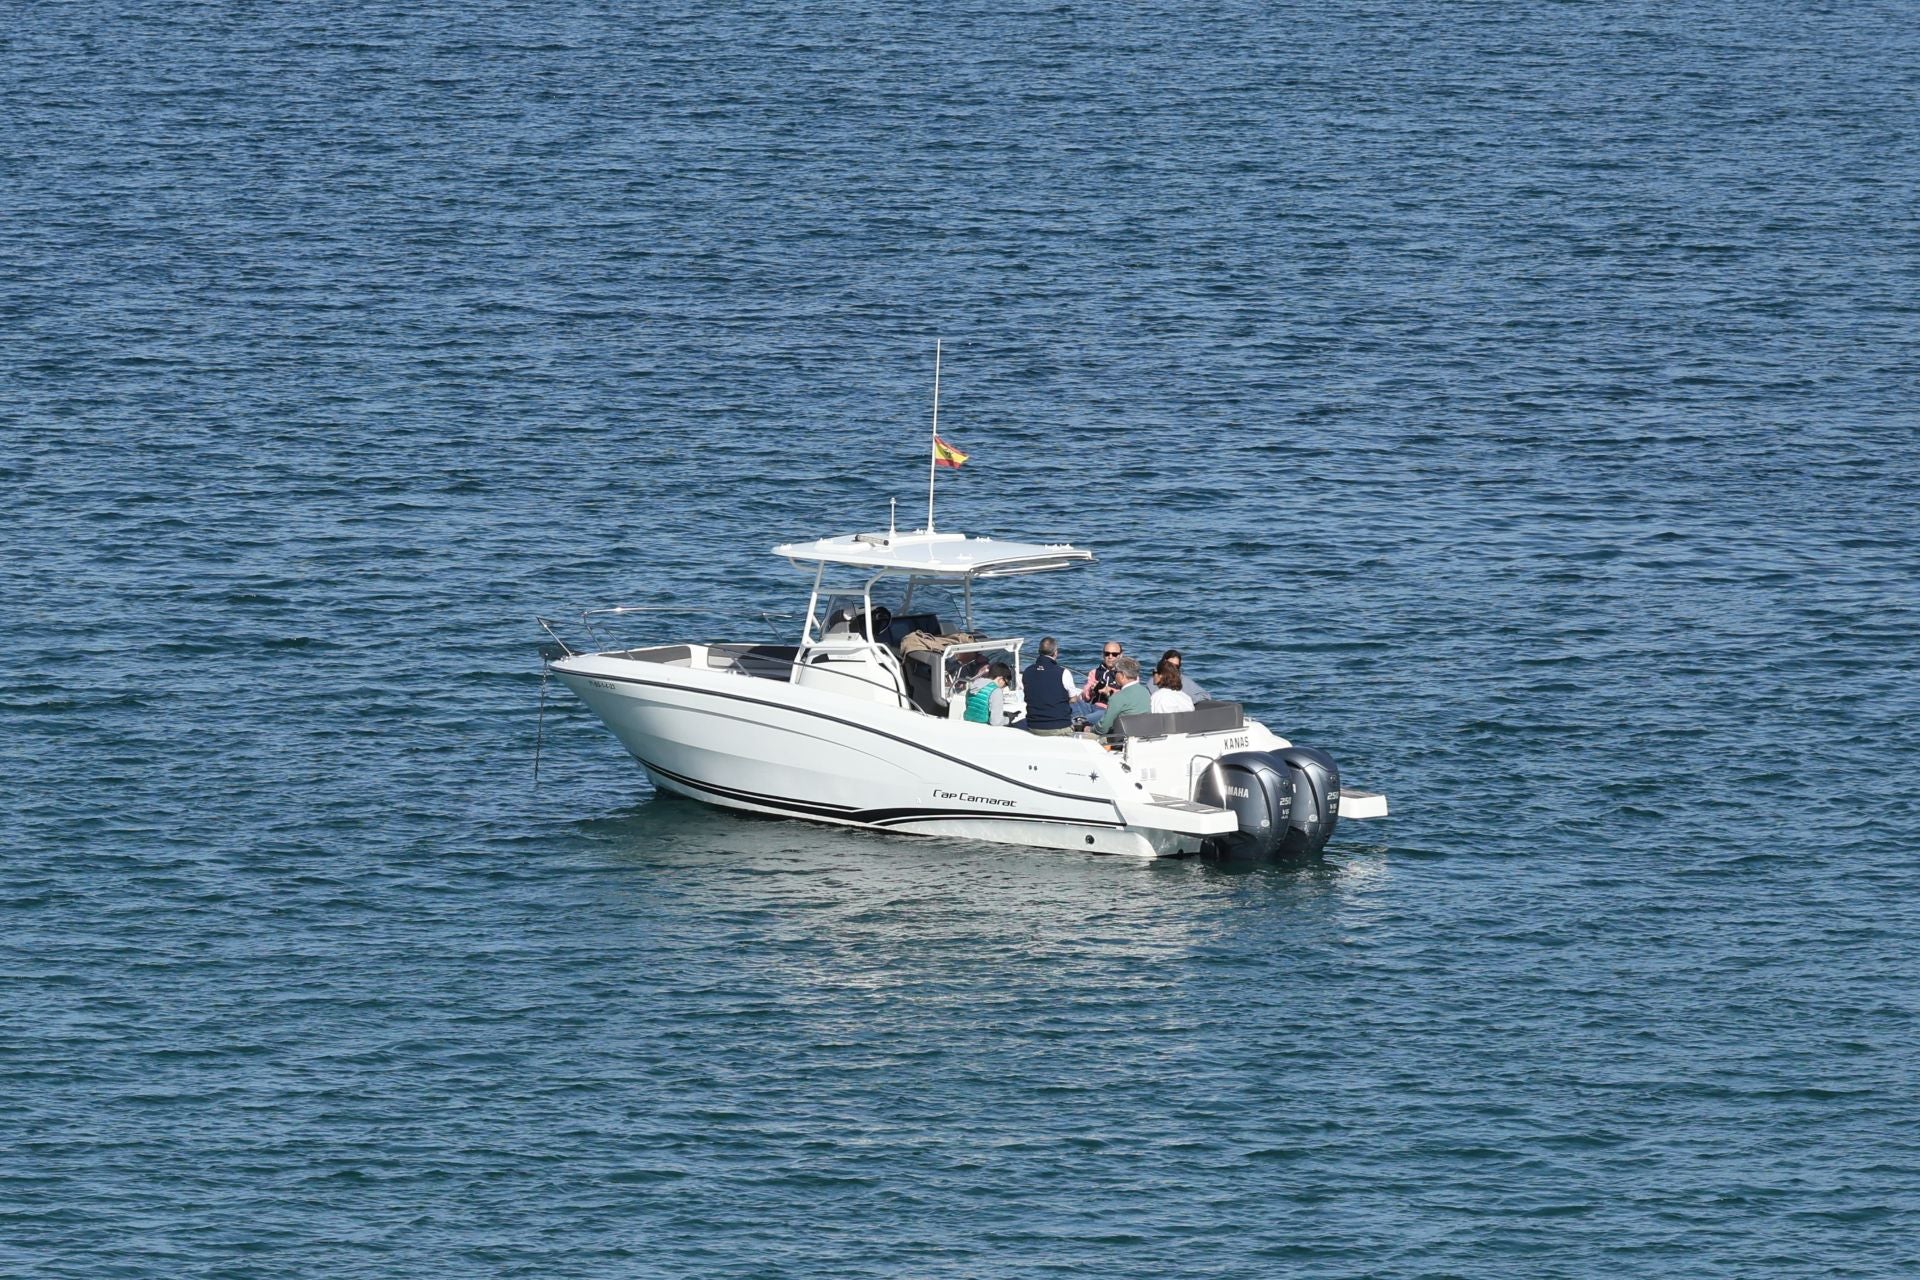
[933,435,969,469]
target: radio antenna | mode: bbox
[926,338,942,534]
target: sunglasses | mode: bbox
[1103,650,1121,657]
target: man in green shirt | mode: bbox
[1093,656,1150,735]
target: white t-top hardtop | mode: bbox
[773,529,1094,579]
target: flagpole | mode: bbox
[926,338,942,535]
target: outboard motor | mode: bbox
[1195,747,1342,858]
[1274,745,1340,857]
[1194,752,1295,857]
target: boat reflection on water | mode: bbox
[584,788,1382,877]
[569,790,1393,977]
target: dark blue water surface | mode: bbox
[6,3,1919,1275]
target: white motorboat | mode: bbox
[540,525,1388,858]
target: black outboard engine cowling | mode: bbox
[1195,747,1342,858]
[1194,752,1295,857]
[1275,745,1340,857]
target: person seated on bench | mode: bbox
[1149,655,1195,713]
[1091,656,1149,735]
[1075,640,1124,721]
[965,662,1015,726]
[1156,648,1209,702]
[1022,637,1076,736]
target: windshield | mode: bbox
[897,579,955,618]
[805,569,1021,648]
[940,638,1024,704]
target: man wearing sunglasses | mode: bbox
[1080,642,1127,713]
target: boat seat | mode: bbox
[706,644,799,679]
[610,644,693,666]
[824,606,891,639]
[1110,701,1246,740]
[902,648,945,714]
[1189,700,1246,731]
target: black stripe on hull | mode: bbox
[636,756,1126,832]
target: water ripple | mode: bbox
[6,2,1920,1277]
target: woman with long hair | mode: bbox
[1149,655,1195,713]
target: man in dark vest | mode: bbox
[1022,636,1074,736]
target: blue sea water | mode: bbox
[5,2,1919,1275]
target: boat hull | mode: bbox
[552,656,1210,857]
